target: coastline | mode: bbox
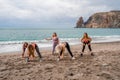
[0,28,120,53]
[0,41,120,55]
[0,41,120,80]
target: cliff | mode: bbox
[76,17,84,28]
[76,10,120,28]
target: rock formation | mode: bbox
[76,17,84,28]
[76,10,120,28]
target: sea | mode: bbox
[0,28,120,53]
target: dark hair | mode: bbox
[52,32,57,37]
[23,42,28,48]
[81,32,89,40]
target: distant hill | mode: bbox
[76,10,120,28]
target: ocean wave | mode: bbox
[91,35,120,43]
[0,35,120,53]
[0,35,120,45]
[0,40,49,45]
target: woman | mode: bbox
[46,32,59,54]
[81,33,94,56]
[22,42,42,62]
[55,42,75,61]
[27,44,35,60]
[31,42,42,59]
[22,43,35,62]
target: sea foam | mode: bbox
[0,35,120,53]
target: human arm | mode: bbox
[22,45,26,58]
[45,37,52,40]
[88,37,92,42]
[81,38,84,43]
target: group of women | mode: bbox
[22,32,93,62]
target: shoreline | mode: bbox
[0,35,120,53]
[0,41,120,55]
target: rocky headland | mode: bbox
[76,10,120,28]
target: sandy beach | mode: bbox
[0,42,120,80]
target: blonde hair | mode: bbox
[55,44,65,59]
[28,44,35,58]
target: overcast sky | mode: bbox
[0,0,120,28]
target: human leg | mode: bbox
[81,43,86,56]
[52,44,57,54]
[65,42,74,57]
[35,44,42,58]
[88,43,94,56]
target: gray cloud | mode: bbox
[0,0,119,27]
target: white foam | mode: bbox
[0,35,120,53]
[0,43,53,53]
[91,35,120,43]
[0,44,22,53]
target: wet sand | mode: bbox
[0,42,120,80]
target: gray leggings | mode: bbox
[52,43,57,54]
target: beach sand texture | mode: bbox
[0,42,120,80]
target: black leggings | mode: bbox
[60,42,73,57]
[35,44,42,58]
[82,42,92,52]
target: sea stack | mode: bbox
[76,16,84,28]
[76,10,120,28]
